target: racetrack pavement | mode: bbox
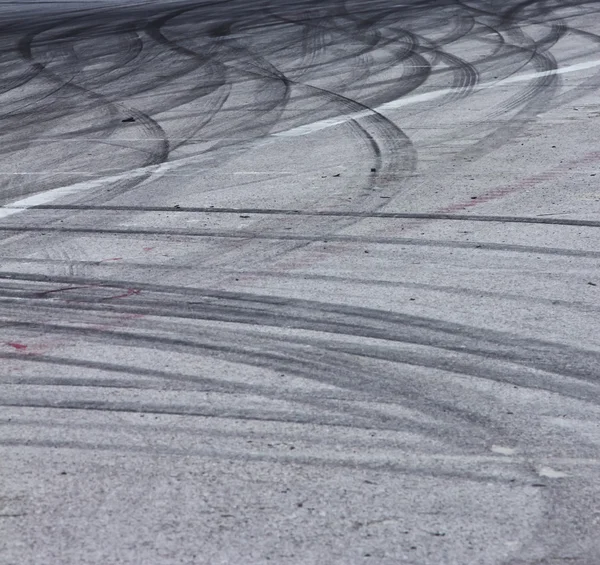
[1,1,600,563]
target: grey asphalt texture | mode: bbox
[1,0,600,563]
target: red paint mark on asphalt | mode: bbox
[219,150,600,285]
[86,312,146,332]
[103,288,141,300]
[121,313,145,320]
[143,247,155,252]
[7,342,27,350]
[438,174,560,214]
[385,149,600,237]
[436,150,600,216]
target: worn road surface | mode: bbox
[1,0,600,563]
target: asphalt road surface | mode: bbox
[1,1,600,563]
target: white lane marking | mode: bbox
[0,169,150,220]
[498,58,600,84]
[491,445,517,456]
[2,172,99,176]
[2,58,600,220]
[233,171,295,175]
[0,171,296,177]
[538,466,568,478]
[0,135,277,220]
[273,112,374,137]
[275,58,600,137]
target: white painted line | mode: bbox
[0,172,98,176]
[497,58,600,84]
[1,58,600,220]
[274,112,373,137]
[233,171,295,175]
[538,466,568,478]
[275,58,600,137]
[0,170,294,177]
[491,445,517,456]
[0,169,149,220]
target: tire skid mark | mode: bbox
[0,350,457,437]
[1,7,600,551]
[1,15,169,209]
[12,204,600,227]
[0,323,590,442]
[227,269,600,316]
[0,224,597,258]
[0,438,525,483]
[0,310,595,447]
[0,318,500,444]
[150,14,418,255]
[0,272,599,390]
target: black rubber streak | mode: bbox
[1,2,600,561]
